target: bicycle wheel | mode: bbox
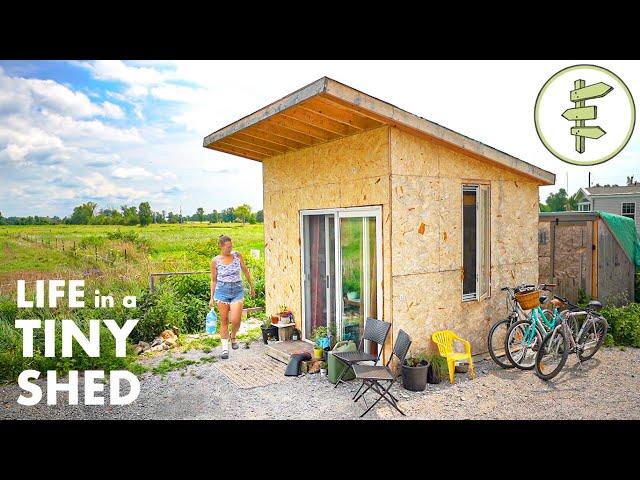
[505,320,543,370]
[535,328,569,380]
[487,318,515,369]
[578,315,608,361]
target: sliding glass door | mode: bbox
[301,207,382,346]
[302,213,336,341]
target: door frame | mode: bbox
[299,206,383,344]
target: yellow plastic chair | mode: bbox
[431,330,475,384]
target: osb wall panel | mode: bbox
[262,126,392,337]
[389,127,542,354]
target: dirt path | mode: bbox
[1,342,638,420]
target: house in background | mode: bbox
[576,178,640,232]
[202,77,555,356]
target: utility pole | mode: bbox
[588,171,591,188]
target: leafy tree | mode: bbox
[221,207,235,223]
[139,202,153,226]
[210,209,221,223]
[70,202,98,224]
[196,207,205,222]
[256,210,263,222]
[233,204,253,224]
[121,205,138,225]
[545,188,569,212]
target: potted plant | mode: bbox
[318,361,327,376]
[402,352,430,391]
[292,328,299,341]
[260,316,278,344]
[311,326,329,358]
[425,353,447,384]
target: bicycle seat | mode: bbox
[539,295,548,304]
[588,300,603,310]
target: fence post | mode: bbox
[149,275,155,293]
[95,245,98,262]
[124,249,127,261]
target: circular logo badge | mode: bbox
[534,64,635,166]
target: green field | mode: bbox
[0,222,264,281]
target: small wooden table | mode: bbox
[272,322,296,341]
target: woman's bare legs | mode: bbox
[229,300,244,345]
[217,301,230,340]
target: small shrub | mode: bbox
[601,302,640,347]
[133,289,186,343]
[177,294,209,334]
[169,274,210,302]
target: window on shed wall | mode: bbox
[462,185,490,301]
[622,202,635,220]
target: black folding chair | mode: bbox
[331,317,391,388]
[352,329,412,418]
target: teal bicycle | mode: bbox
[504,285,579,370]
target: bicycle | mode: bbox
[504,284,580,370]
[487,284,543,369]
[534,299,608,380]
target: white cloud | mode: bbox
[76,60,168,87]
[112,166,152,179]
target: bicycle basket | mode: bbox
[515,289,540,310]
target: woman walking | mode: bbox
[210,235,255,359]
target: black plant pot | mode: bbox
[402,361,429,391]
[427,364,441,384]
[261,325,278,344]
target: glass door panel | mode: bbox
[302,214,335,341]
[339,215,378,346]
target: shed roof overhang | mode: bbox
[203,77,556,185]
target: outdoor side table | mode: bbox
[273,322,295,341]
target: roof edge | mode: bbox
[202,77,328,148]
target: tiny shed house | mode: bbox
[539,212,636,306]
[203,77,555,356]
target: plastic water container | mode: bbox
[328,340,357,384]
[205,309,218,334]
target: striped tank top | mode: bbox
[215,251,242,283]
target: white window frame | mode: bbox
[621,202,635,220]
[462,184,491,302]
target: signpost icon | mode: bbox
[562,80,613,153]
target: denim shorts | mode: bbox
[214,281,244,305]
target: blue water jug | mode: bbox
[205,308,217,334]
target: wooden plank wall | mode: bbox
[597,220,635,305]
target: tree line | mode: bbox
[0,203,263,226]
[539,188,580,212]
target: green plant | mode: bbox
[133,288,186,343]
[404,351,430,367]
[312,326,328,343]
[577,288,591,308]
[604,333,615,347]
[601,302,640,347]
[177,294,209,334]
[425,353,448,380]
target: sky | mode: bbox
[0,60,638,218]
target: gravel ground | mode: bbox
[1,342,639,420]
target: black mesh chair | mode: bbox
[352,329,412,418]
[331,317,391,388]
